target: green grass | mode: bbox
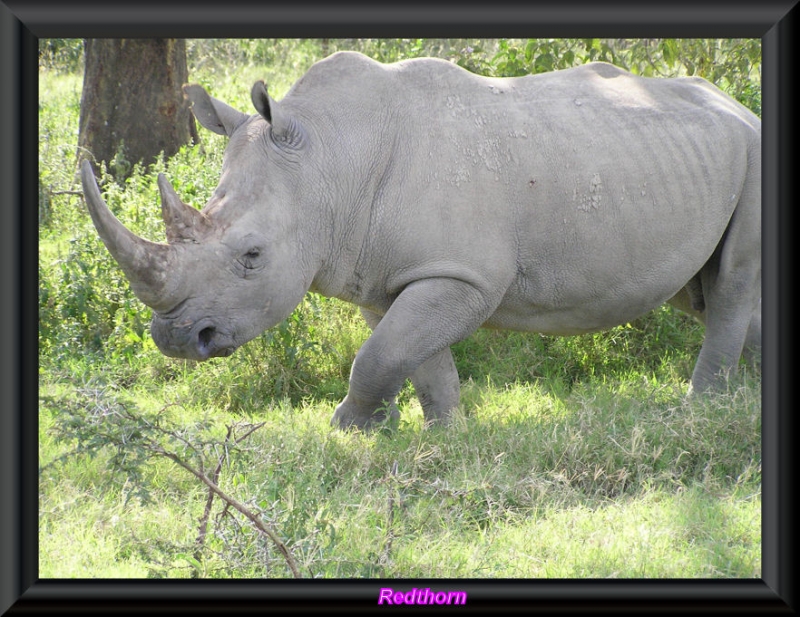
[38,39,761,580]
[39,375,761,578]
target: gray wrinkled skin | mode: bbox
[82,52,761,430]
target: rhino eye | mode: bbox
[238,248,262,270]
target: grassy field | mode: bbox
[38,39,761,579]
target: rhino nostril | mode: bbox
[198,326,215,350]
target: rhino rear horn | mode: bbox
[158,174,213,244]
[80,160,176,312]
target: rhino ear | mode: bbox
[250,80,275,124]
[183,84,248,137]
[251,80,303,148]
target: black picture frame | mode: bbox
[4,1,795,613]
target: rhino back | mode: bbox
[290,54,760,331]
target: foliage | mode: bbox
[39,38,84,74]
[179,38,761,113]
[38,38,761,579]
[442,38,760,115]
[464,39,761,115]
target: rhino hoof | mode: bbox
[331,399,400,431]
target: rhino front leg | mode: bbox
[360,308,460,426]
[331,278,496,430]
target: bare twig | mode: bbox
[190,421,266,568]
[233,422,267,444]
[50,190,85,196]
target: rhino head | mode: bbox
[81,81,321,361]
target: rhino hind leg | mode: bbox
[667,281,761,390]
[686,274,705,312]
[667,277,706,320]
[742,297,761,367]
[689,163,761,393]
[690,292,759,393]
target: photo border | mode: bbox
[4,0,795,612]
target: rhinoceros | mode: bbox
[80,51,761,430]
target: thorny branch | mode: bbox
[192,422,268,572]
[193,425,234,571]
[42,391,301,578]
[152,443,302,578]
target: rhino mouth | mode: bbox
[150,315,237,361]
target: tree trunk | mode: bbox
[78,39,199,180]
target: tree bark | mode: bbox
[78,39,199,180]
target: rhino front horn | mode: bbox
[80,160,176,311]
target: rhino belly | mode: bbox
[484,278,684,336]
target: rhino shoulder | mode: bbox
[292,51,388,92]
[311,50,386,76]
[577,61,630,79]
